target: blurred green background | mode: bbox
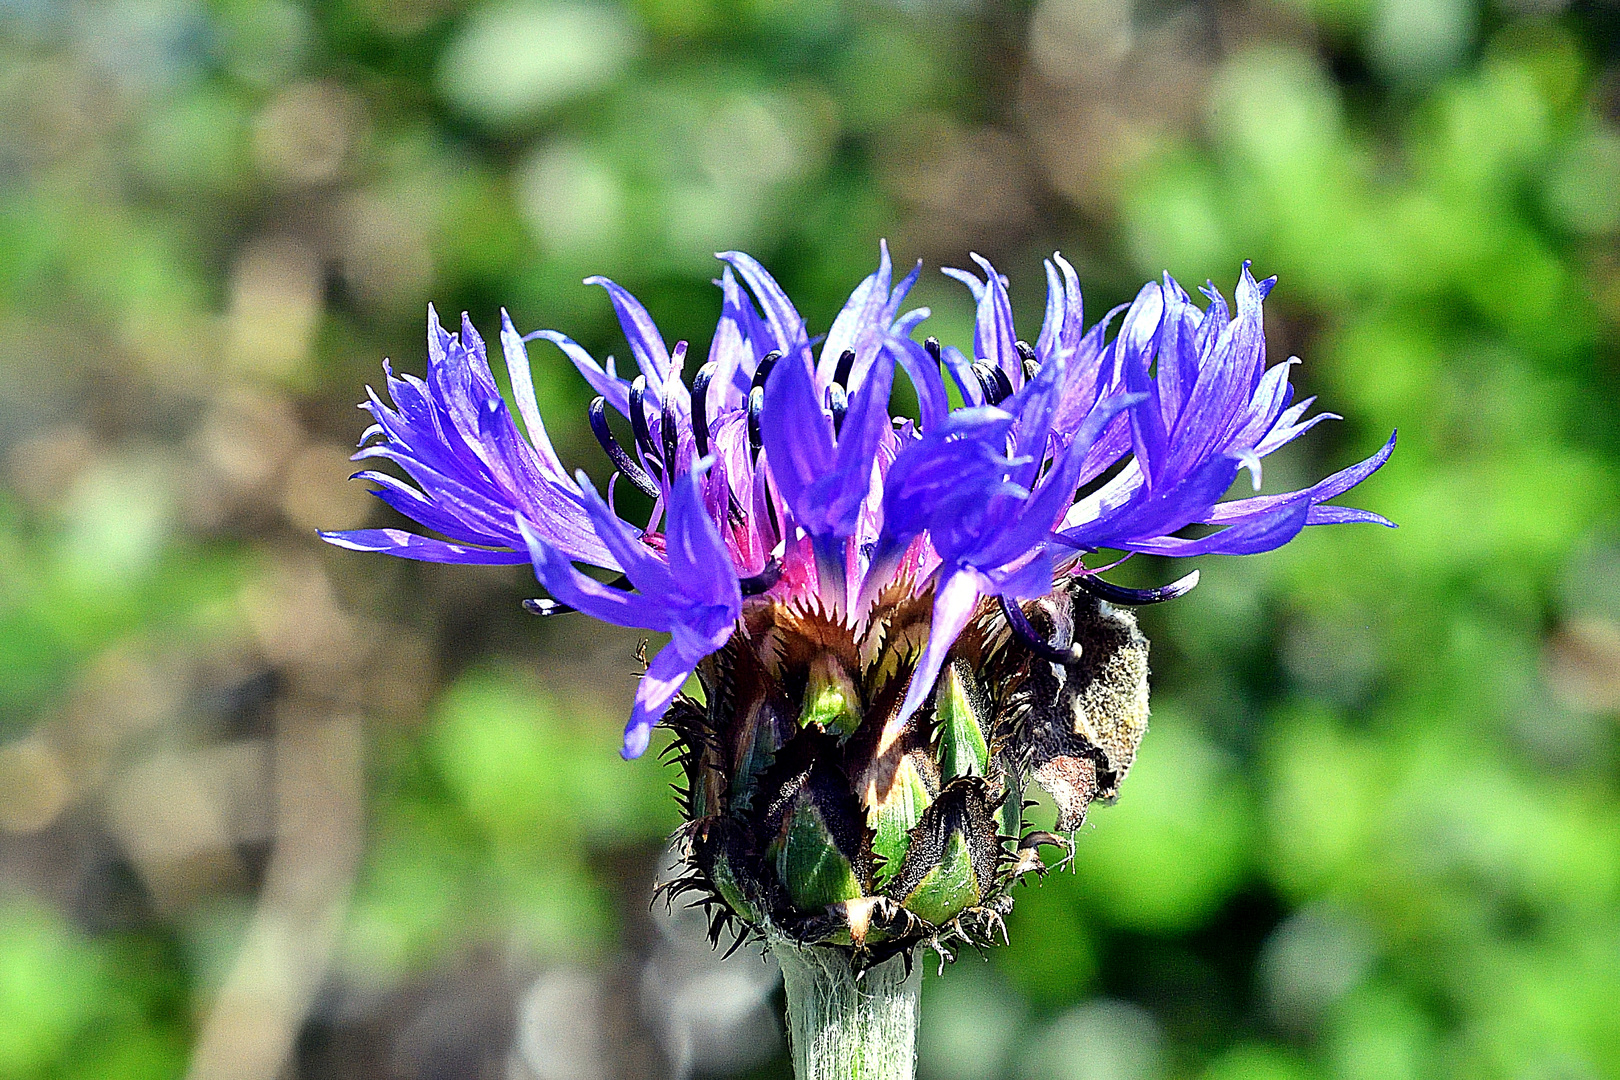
[1,0,1617,1076]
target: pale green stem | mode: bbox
[773,940,921,1080]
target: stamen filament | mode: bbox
[747,385,766,455]
[1077,569,1201,605]
[999,595,1083,664]
[628,376,662,473]
[690,361,718,457]
[751,350,782,394]
[588,396,661,499]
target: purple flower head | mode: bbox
[323,248,1393,758]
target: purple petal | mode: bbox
[1050,301,1126,447]
[881,406,1017,548]
[792,347,892,540]
[518,517,673,631]
[885,257,923,324]
[1154,274,1202,432]
[968,253,1021,389]
[896,569,983,724]
[1227,359,1300,451]
[1300,428,1397,503]
[1052,254,1084,356]
[356,470,517,547]
[1254,401,1339,458]
[1036,257,1066,361]
[351,443,530,540]
[1009,351,1064,468]
[1117,279,1168,483]
[570,471,676,595]
[894,307,929,337]
[940,343,982,406]
[530,329,632,417]
[1063,452,1242,550]
[426,303,454,367]
[622,639,701,760]
[320,528,528,564]
[1306,505,1396,526]
[974,390,1143,570]
[706,266,754,414]
[889,337,949,432]
[585,276,671,394]
[664,462,743,610]
[717,251,809,358]
[941,266,984,302]
[1194,281,1229,359]
[660,340,694,443]
[499,311,568,485]
[1161,275,1267,482]
[820,241,892,388]
[829,349,894,501]
[759,348,837,533]
[1206,430,1397,525]
[1126,499,1310,557]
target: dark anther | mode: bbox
[971,362,1013,406]
[833,347,856,388]
[1076,568,1200,605]
[987,364,1014,403]
[923,336,943,365]
[739,558,782,596]
[661,402,680,474]
[628,377,661,472]
[690,361,718,457]
[747,385,765,455]
[1022,357,1041,385]
[969,365,996,404]
[750,350,782,394]
[1000,595,1083,665]
[588,397,661,499]
[1014,340,1037,364]
[827,381,848,436]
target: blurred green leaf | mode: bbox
[1075,714,1254,932]
[0,901,107,1077]
[437,1,641,126]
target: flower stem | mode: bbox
[774,940,921,1080]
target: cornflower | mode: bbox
[323,245,1393,1080]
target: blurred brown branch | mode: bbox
[185,714,363,1080]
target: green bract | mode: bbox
[665,584,1151,965]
